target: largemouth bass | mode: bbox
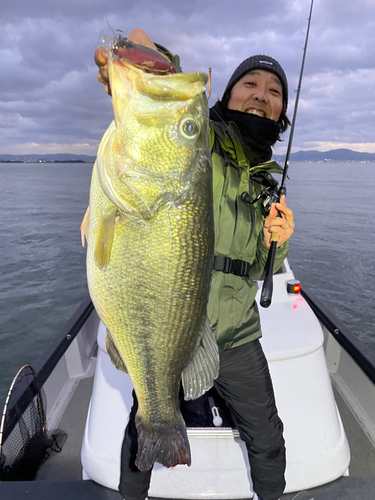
[86,37,219,471]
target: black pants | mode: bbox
[119,339,286,500]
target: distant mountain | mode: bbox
[273,148,375,163]
[0,153,96,163]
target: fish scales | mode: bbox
[86,41,219,471]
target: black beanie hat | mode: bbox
[222,54,288,109]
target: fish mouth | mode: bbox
[244,107,267,118]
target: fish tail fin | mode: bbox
[135,414,191,471]
[182,317,220,401]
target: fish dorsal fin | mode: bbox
[182,318,219,401]
[94,207,117,270]
[105,329,128,373]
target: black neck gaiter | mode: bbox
[210,100,281,164]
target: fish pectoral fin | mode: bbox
[182,318,220,401]
[80,206,90,247]
[105,329,128,373]
[94,207,118,270]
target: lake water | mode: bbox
[0,161,374,403]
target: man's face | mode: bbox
[227,69,283,122]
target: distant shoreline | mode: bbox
[1,159,374,165]
[0,160,94,164]
[1,147,375,164]
[276,160,375,164]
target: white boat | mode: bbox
[1,259,375,500]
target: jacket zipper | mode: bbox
[246,175,255,247]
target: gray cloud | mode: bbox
[1,0,374,155]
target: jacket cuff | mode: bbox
[256,238,290,275]
[266,238,289,269]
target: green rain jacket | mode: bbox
[155,43,290,350]
[207,120,289,350]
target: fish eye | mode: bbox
[180,118,200,139]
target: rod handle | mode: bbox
[260,240,277,308]
[270,231,279,243]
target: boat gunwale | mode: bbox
[301,285,375,384]
[1,296,94,445]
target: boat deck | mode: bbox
[2,373,373,500]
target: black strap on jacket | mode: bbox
[213,256,250,277]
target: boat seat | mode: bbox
[259,293,324,360]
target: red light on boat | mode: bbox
[286,279,301,295]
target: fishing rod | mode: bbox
[260,0,314,308]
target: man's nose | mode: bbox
[254,87,268,102]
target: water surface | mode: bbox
[0,161,374,402]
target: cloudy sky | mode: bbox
[1,0,374,156]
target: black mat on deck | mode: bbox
[1,476,375,500]
[0,480,122,500]
[281,476,375,500]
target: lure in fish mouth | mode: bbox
[111,33,176,75]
